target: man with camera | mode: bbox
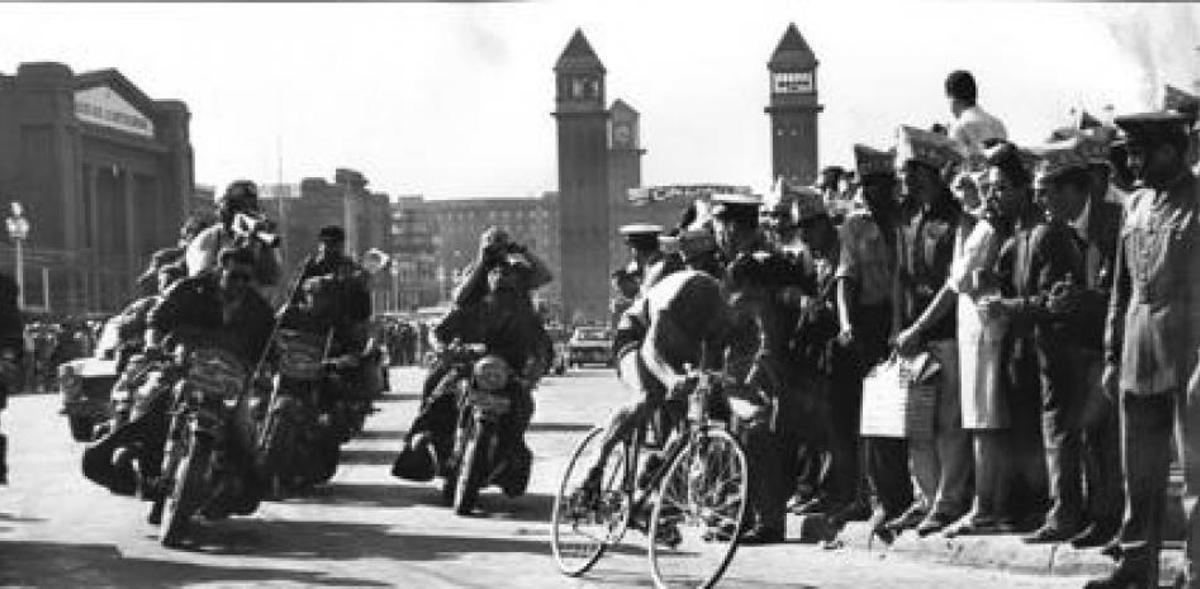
[185,180,282,289]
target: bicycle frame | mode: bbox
[618,371,726,535]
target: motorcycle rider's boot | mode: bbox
[391,433,436,482]
[108,448,138,496]
[147,498,164,525]
[499,440,533,498]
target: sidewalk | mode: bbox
[792,496,1186,584]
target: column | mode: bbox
[86,164,99,312]
[124,170,136,292]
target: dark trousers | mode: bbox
[853,302,914,519]
[1038,340,1084,528]
[742,389,804,532]
[826,342,865,504]
[1005,342,1049,520]
[1078,352,1123,530]
[1116,388,1200,585]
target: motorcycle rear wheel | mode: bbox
[159,433,211,548]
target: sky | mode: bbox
[0,1,1197,200]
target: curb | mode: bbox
[790,514,1185,580]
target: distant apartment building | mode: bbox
[389,192,561,315]
[258,169,391,308]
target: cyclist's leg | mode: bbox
[584,348,665,485]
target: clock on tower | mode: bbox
[765,23,822,185]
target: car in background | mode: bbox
[59,318,120,441]
[566,326,613,368]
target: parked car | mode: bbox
[566,326,613,368]
[59,319,120,442]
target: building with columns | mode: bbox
[0,62,193,314]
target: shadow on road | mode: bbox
[480,491,554,523]
[377,392,422,403]
[0,540,384,588]
[527,423,594,434]
[353,429,407,441]
[186,518,555,563]
[278,481,444,509]
[337,448,399,466]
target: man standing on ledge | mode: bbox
[1087,111,1200,589]
[946,70,1007,165]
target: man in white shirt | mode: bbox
[946,70,1008,166]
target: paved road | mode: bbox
[1,367,1097,588]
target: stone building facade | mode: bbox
[0,62,193,314]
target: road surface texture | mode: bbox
[1,367,1101,588]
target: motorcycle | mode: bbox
[257,328,341,493]
[82,350,181,497]
[435,342,532,516]
[153,345,261,547]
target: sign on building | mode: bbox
[74,85,156,138]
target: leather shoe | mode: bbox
[1071,522,1120,549]
[916,511,961,537]
[1082,566,1153,589]
[884,504,928,532]
[943,512,1003,538]
[739,526,785,545]
[1100,541,1122,561]
[792,496,842,516]
[1022,522,1085,544]
[828,499,873,524]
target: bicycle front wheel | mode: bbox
[648,427,748,589]
[550,425,632,577]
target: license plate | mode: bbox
[469,391,511,413]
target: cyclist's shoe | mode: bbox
[568,466,605,514]
[653,520,683,548]
[702,520,740,543]
[739,525,785,545]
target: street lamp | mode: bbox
[5,202,29,310]
[389,258,401,312]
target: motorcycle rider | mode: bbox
[263,274,362,488]
[143,246,276,522]
[79,263,189,497]
[392,252,549,497]
[416,227,552,405]
[288,226,376,415]
[185,180,281,289]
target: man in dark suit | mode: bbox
[982,140,1084,540]
[1043,130,1126,549]
[1087,111,1200,589]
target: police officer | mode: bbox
[1084,111,1200,589]
[709,192,812,544]
[619,223,680,291]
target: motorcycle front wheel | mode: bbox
[159,431,212,548]
[453,420,491,516]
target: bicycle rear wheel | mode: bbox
[550,425,632,576]
[648,428,748,589]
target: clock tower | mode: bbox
[766,23,822,185]
[554,29,611,323]
[607,98,647,274]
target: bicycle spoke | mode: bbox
[649,429,749,589]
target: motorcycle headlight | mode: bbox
[473,356,510,392]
